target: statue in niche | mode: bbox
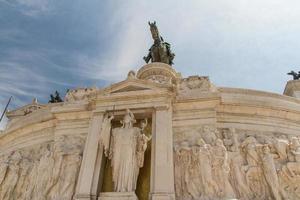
[99,113,114,157]
[108,108,151,192]
[144,21,175,65]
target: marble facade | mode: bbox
[1,62,300,200]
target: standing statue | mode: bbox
[108,109,151,193]
[144,21,175,65]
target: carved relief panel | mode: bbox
[0,135,85,200]
[173,126,300,200]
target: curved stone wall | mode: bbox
[173,87,300,200]
[1,70,300,200]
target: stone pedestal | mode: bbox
[98,192,138,200]
[284,80,300,98]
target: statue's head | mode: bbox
[148,21,160,41]
[123,108,135,128]
[291,137,300,147]
[262,145,271,154]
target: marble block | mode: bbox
[98,192,138,200]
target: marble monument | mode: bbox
[1,23,300,200]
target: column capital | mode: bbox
[92,110,106,116]
[154,105,169,111]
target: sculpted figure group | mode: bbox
[174,126,300,200]
[0,135,84,200]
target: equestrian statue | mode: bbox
[144,21,175,65]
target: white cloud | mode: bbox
[75,0,300,89]
[1,0,300,124]
[1,0,51,16]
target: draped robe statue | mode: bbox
[108,109,150,193]
[99,114,114,157]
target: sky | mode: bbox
[1,0,300,129]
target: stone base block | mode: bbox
[98,192,138,200]
[74,194,97,200]
[150,193,175,200]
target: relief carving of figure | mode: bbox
[201,126,217,145]
[0,151,22,200]
[108,109,150,192]
[260,145,287,200]
[226,130,254,199]
[50,136,84,200]
[174,141,192,200]
[211,139,235,199]
[196,138,218,199]
[14,157,32,199]
[241,136,269,199]
[99,113,114,156]
[34,145,55,200]
[0,154,10,187]
[288,137,300,162]
[186,145,202,199]
[280,137,300,199]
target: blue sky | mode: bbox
[1,0,300,129]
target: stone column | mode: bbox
[75,111,105,200]
[150,106,175,200]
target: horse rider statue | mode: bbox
[144,21,175,65]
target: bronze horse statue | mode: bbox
[144,21,175,65]
[287,70,300,80]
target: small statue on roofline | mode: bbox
[287,70,300,80]
[48,91,63,103]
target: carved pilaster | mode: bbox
[75,112,105,200]
[150,106,175,200]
